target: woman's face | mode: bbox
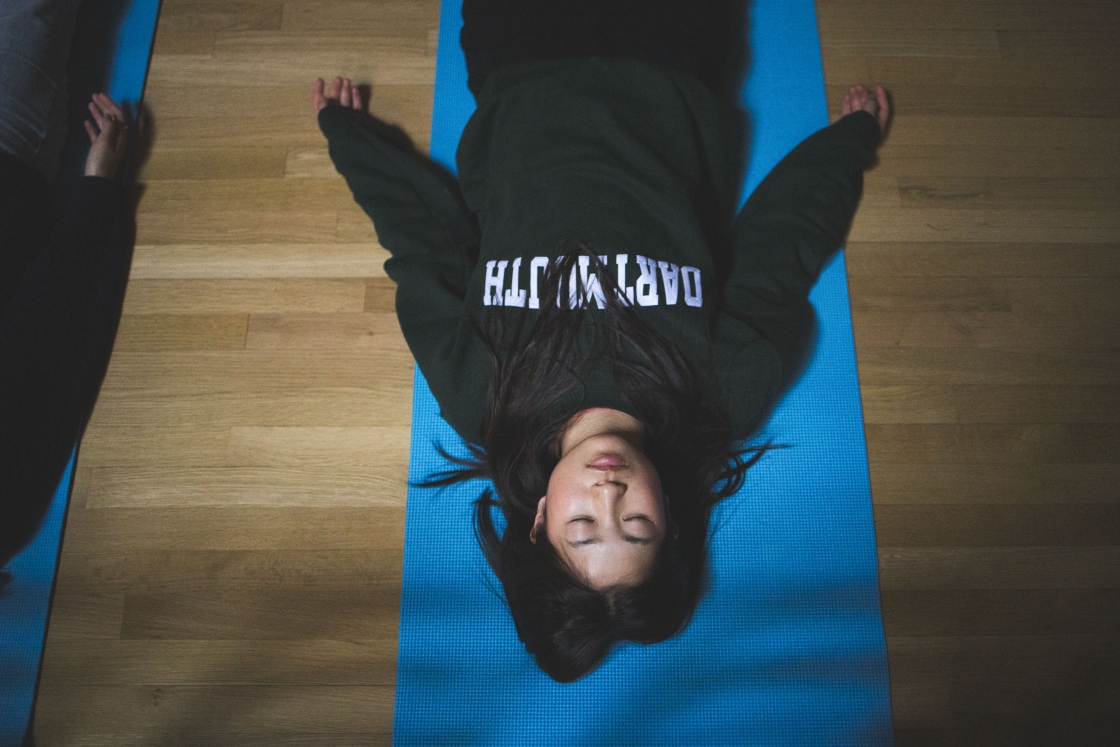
[532,431,670,590]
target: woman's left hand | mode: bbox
[841,84,890,136]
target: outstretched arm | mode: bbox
[710,86,887,435]
[1,94,133,567]
[315,78,488,442]
[719,86,887,368]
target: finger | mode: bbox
[340,78,352,107]
[312,77,326,112]
[330,76,343,101]
[842,86,855,116]
[876,85,890,129]
[351,84,363,111]
[96,93,126,121]
[84,120,97,143]
[88,99,105,129]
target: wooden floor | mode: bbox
[34,0,1120,744]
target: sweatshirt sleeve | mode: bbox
[318,106,488,443]
[711,110,881,436]
[1,176,132,564]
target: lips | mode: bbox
[588,456,626,470]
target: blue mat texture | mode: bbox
[0,1,161,744]
[392,0,894,744]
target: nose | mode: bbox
[591,477,626,497]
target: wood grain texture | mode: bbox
[818,0,1120,741]
[129,244,389,279]
[34,0,1120,744]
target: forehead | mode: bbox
[557,537,658,588]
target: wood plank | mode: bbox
[147,36,433,88]
[85,389,412,428]
[876,115,1120,149]
[32,685,393,742]
[286,145,338,177]
[137,177,352,213]
[861,385,1120,424]
[821,28,1001,57]
[848,207,1120,244]
[226,426,410,468]
[150,30,216,56]
[848,276,1010,312]
[140,147,287,180]
[56,550,401,594]
[143,84,434,149]
[76,426,231,468]
[280,0,441,35]
[844,242,1120,278]
[865,423,1120,464]
[853,311,1118,349]
[867,56,1120,90]
[212,31,432,56]
[881,590,1120,635]
[889,687,1118,735]
[857,347,1120,387]
[1008,277,1120,315]
[893,726,1113,747]
[817,1,1120,32]
[832,84,1120,117]
[868,463,1120,505]
[147,114,329,149]
[135,210,337,244]
[81,466,408,508]
[873,143,1120,179]
[121,590,399,639]
[875,505,1120,546]
[40,592,124,640]
[100,350,415,391]
[57,508,405,553]
[112,314,248,351]
[880,547,1120,590]
[365,277,399,313]
[897,177,1120,211]
[244,313,404,350]
[336,206,379,242]
[39,640,396,686]
[998,30,1120,59]
[122,279,366,314]
[129,244,388,279]
[157,1,283,33]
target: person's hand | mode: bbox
[841,84,890,136]
[83,93,129,178]
[313,76,364,115]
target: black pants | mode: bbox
[0,153,132,570]
[460,0,744,97]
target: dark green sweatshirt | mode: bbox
[319,58,881,445]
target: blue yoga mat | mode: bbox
[0,1,161,743]
[393,0,894,744]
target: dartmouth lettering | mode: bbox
[482,254,703,309]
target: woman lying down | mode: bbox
[313,0,890,682]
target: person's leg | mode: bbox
[460,0,742,97]
[0,0,84,180]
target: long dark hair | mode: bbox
[423,242,767,682]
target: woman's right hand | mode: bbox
[313,76,364,115]
[83,93,129,178]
